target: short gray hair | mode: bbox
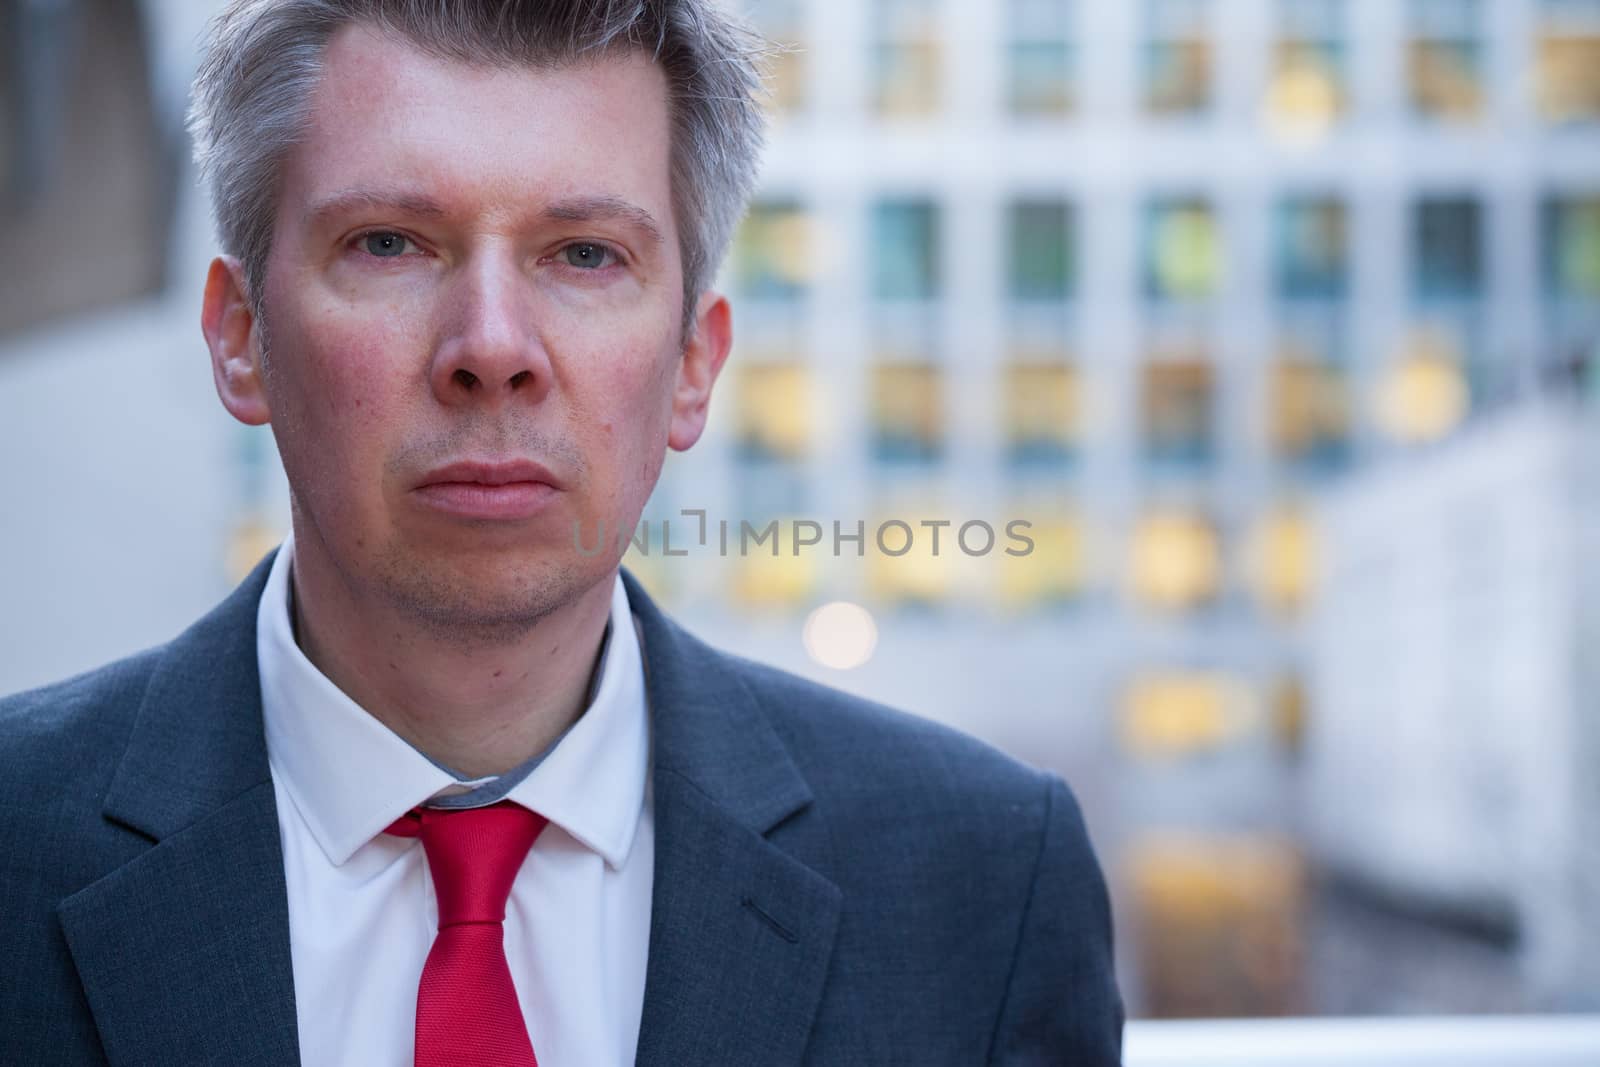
[188,0,770,334]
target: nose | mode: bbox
[429,249,553,407]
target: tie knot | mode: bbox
[384,800,547,928]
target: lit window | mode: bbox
[1276,196,1348,301]
[1270,674,1307,755]
[865,508,953,606]
[1141,357,1215,466]
[733,362,810,461]
[1142,0,1214,117]
[1412,196,1483,302]
[1126,833,1305,1018]
[1268,357,1350,467]
[1143,197,1222,302]
[1130,510,1222,610]
[744,0,807,115]
[733,199,811,301]
[1377,329,1471,443]
[1542,196,1600,300]
[873,198,941,301]
[1008,0,1075,116]
[873,0,942,117]
[731,520,819,609]
[995,510,1086,608]
[1248,504,1317,617]
[1537,0,1600,126]
[1121,673,1245,758]
[871,362,944,463]
[1008,199,1075,302]
[1266,0,1348,138]
[1408,0,1485,121]
[730,360,809,528]
[1003,362,1080,467]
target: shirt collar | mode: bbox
[257,533,650,870]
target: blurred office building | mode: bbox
[2,0,1599,1019]
[1311,402,1600,1011]
[682,0,1600,1016]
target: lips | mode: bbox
[412,459,564,521]
[416,459,563,490]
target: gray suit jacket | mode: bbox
[0,550,1123,1065]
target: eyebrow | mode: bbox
[541,195,665,249]
[303,189,664,249]
[304,189,449,229]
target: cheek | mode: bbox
[562,334,678,507]
[315,281,421,397]
[605,347,676,464]
[306,333,399,426]
[267,298,418,485]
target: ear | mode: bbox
[201,255,272,426]
[667,289,733,452]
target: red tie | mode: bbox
[384,799,548,1067]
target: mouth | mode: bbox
[412,459,564,522]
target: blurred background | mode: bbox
[3,0,1600,1036]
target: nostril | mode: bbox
[453,369,480,390]
[509,371,532,389]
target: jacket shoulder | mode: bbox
[706,645,1123,1063]
[0,646,164,798]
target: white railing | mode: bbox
[1125,1016,1600,1066]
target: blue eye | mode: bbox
[363,232,411,257]
[563,243,612,269]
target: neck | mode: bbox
[286,542,614,780]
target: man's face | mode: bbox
[222,25,725,634]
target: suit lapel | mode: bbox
[624,570,843,1067]
[55,557,842,1066]
[57,552,300,1067]
[57,781,301,1065]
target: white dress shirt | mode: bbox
[257,533,653,1067]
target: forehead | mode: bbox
[278,22,676,233]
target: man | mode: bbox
[0,1,1123,1063]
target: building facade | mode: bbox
[2,0,1598,1017]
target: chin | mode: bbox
[366,547,590,640]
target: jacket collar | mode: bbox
[621,566,842,1063]
[58,550,297,1065]
[58,549,840,1066]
